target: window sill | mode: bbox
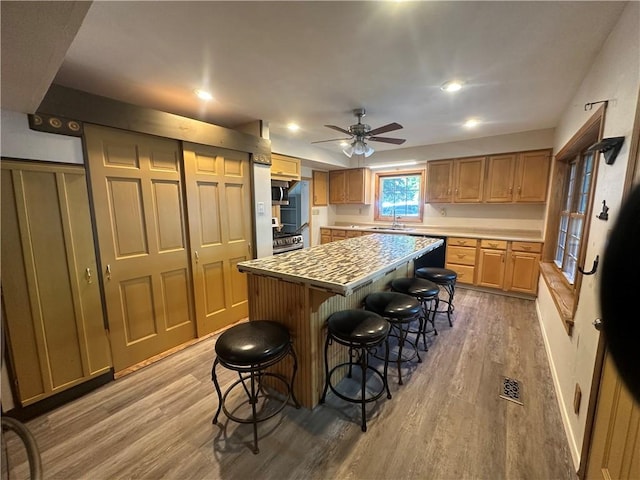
[540,262,575,335]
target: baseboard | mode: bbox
[535,299,581,471]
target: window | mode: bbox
[374,170,425,223]
[541,105,602,334]
[554,152,595,284]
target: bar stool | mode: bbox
[415,267,457,327]
[390,277,440,350]
[320,309,391,432]
[211,320,300,454]
[363,291,422,385]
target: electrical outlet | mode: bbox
[312,208,319,215]
[440,208,447,217]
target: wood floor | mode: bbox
[3,288,577,479]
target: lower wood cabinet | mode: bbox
[505,241,542,294]
[320,228,332,244]
[477,239,508,289]
[445,237,478,285]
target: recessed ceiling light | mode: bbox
[464,118,480,128]
[195,89,213,101]
[287,123,300,132]
[441,81,463,92]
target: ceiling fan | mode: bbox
[312,108,406,158]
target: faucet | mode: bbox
[391,210,403,229]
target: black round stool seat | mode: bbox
[320,309,391,432]
[390,277,440,349]
[215,320,290,367]
[364,291,422,385]
[211,320,300,454]
[327,309,390,345]
[415,267,458,327]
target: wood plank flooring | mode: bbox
[3,288,577,479]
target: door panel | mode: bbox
[586,351,640,479]
[85,125,196,372]
[183,143,252,335]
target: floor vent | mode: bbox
[500,377,523,405]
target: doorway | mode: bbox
[280,179,311,248]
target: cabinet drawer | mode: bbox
[480,239,507,250]
[446,263,475,285]
[320,228,331,235]
[446,246,477,266]
[331,229,346,237]
[511,241,542,253]
[448,237,477,247]
[346,230,362,238]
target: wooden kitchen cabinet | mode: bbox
[271,153,301,181]
[312,170,328,206]
[505,241,542,294]
[426,157,485,203]
[426,159,454,202]
[329,168,371,204]
[477,239,508,289]
[484,150,551,203]
[445,237,478,285]
[320,228,332,244]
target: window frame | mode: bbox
[373,169,426,224]
[541,105,603,335]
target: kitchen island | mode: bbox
[237,233,443,408]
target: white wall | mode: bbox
[537,2,640,468]
[1,109,84,163]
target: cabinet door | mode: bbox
[454,156,485,203]
[312,170,328,206]
[477,248,507,289]
[427,160,453,203]
[515,150,551,202]
[345,168,370,204]
[329,170,346,204]
[506,251,541,294]
[271,153,301,180]
[1,161,111,406]
[484,154,517,202]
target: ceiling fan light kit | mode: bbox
[313,108,406,158]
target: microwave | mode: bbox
[271,180,289,205]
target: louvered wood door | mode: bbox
[84,125,196,372]
[183,143,252,335]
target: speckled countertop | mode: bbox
[237,234,444,295]
[326,224,543,242]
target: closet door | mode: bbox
[183,143,252,335]
[1,160,111,406]
[84,125,196,372]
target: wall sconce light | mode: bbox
[587,136,625,165]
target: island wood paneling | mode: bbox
[246,264,409,408]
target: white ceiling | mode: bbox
[1,1,629,160]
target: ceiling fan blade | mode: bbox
[369,136,406,145]
[367,122,403,136]
[324,124,352,135]
[311,137,352,144]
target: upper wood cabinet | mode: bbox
[329,168,371,204]
[426,160,454,202]
[427,157,485,203]
[312,170,328,206]
[484,149,551,203]
[271,153,301,181]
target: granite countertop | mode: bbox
[326,224,543,242]
[237,234,444,295]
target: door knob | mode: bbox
[592,318,603,331]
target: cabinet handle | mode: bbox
[489,242,499,248]
[509,187,513,194]
[522,246,531,251]
[106,264,111,280]
[85,267,93,284]
[457,254,465,259]
[460,241,467,245]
